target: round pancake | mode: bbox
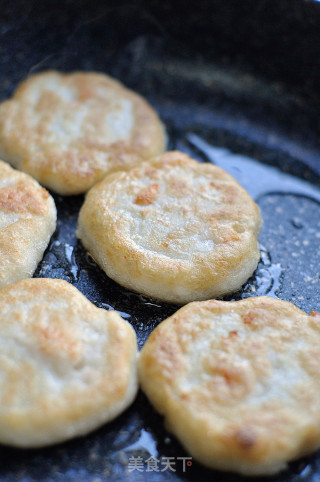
[139,297,320,476]
[77,151,261,304]
[0,70,166,195]
[0,278,138,448]
[0,159,56,288]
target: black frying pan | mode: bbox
[0,1,320,480]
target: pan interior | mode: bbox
[1,16,320,481]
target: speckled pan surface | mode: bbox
[0,1,320,481]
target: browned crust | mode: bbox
[0,180,49,215]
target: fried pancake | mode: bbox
[0,278,138,448]
[0,70,166,195]
[0,159,56,288]
[77,151,261,304]
[139,297,320,475]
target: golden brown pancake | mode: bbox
[139,297,320,475]
[0,70,166,195]
[0,159,56,288]
[0,278,138,447]
[77,151,261,304]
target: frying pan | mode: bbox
[1,0,320,480]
